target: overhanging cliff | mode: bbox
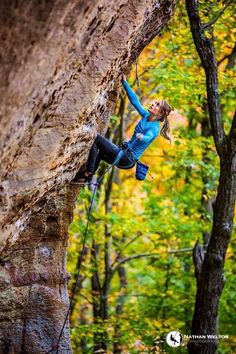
[0,0,176,352]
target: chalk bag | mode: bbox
[135,161,149,181]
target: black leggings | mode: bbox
[87,134,135,174]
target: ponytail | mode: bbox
[159,100,173,143]
[160,116,173,143]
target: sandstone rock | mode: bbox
[0,0,176,352]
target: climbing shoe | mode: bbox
[73,170,93,182]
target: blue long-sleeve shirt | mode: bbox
[122,80,160,160]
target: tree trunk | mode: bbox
[0,0,176,352]
[113,255,128,354]
[91,239,103,353]
[186,1,236,353]
[189,154,236,354]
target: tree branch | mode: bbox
[229,109,236,147]
[107,253,159,283]
[168,247,193,254]
[186,0,227,158]
[217,43,236,67]
[110,232,144,270]
[78,293,93,305]
[226,43,236,70]
[203,0,234,30]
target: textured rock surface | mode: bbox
[0,0,176,352]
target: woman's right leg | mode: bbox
[86,143,99,173]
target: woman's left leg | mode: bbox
[88,134,120,173]
[84,134,135,178]
[95,134,120,162]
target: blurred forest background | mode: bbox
[67,1,235,352]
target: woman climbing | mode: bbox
[75,74,172,182]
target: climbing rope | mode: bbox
[135,59,140,87]
[46,139,139,354]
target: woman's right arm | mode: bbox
[122,77,148,117]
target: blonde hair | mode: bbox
[159,100,173,143]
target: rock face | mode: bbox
[0,0,176,352]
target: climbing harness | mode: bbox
[46,137,151,353]
[119,141,137,163]
[118,141,149,180]
[116,141,137,169]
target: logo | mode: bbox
[166,331,183,347]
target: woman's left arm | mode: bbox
[122,79,148,117]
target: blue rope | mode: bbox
[46,138,138,353]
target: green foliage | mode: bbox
[67,1,236,352]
